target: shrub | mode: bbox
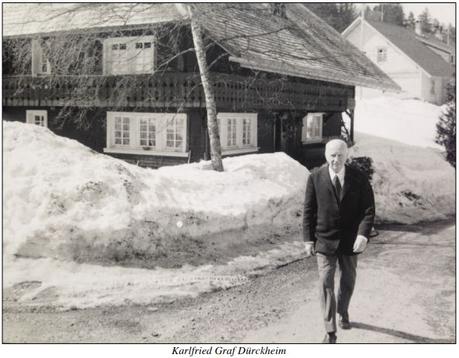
[436,78,456,168]
[348,156,374,182]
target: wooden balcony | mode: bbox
[2,72,354,111]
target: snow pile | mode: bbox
[350,132,455,224]
[353,96,443,149]
[3,121,308,267]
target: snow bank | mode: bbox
[3,122,308,267]
[350,132,455,224]
[4,241,305,309]
[353,96,443,149]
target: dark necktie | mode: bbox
[333,175,342,201]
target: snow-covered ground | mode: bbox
[350,96,455,224]
[352,96,444,149]
[3,95,455,309]
[350,132,454,224]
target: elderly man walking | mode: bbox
[303,139,375,343]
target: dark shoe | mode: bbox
[322,332,337,343]
[339,316,351,330]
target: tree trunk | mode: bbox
[189,8,224,172]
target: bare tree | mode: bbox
[188,5,223,171]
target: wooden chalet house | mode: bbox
[2,3,398,168]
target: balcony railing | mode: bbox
[3,72,354,111]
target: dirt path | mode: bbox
[3,220,455,343]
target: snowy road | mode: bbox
[3,220,455,343]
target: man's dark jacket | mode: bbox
[303,164,375,255]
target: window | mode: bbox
[217,113,258,154]
[26,110,48,127]
[226,118,237,147]
[105,112,187,156]
[139,118,156,147]
[31,39,51,76]
[114,117,130,146]
[104,36,155,75]
[166,116,184,150]
[376,47,387,63]
[302,113,323,143]
[242,118,252,145]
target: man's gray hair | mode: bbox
[325,139,348,154]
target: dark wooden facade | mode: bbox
[2,25,355,169]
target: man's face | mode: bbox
[325,142,348,173]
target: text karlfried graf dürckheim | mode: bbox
[172,345,287,356]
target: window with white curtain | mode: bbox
[104,36,155,75]
[302,113,323,143]
[217,113,258,154]
[26,110,48,127]
[105,112,187,156]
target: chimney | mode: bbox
[415,20,423,36]
[271,3,286,18]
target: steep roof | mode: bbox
[365,19,454,77]
[2,3,399,91]
[195,3,399,91]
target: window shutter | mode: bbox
[252,115,257,146]
[302,116,308,141]
[102,39,109,75]
[31,39,40,76]
[26,110,33,124]
[106,113,113,147]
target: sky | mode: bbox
[402,3,456,26]
[358,2,456,26]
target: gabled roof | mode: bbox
[2,3,400,91]
[343,17,453,78]
[195,3,399,91]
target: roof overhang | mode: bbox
[229,55,400,91]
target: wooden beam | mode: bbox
[349,109,355,144]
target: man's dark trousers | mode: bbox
[317,253,357,332]
[303,164,375,333]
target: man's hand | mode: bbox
[353,235,368,253]
[304,242,315,257]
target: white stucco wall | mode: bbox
[345,21,427,100]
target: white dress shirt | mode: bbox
[329,166,345,188]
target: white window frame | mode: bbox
[104,112,188,157]
[217,113,258,155]
[103,36,156,75]
[302,113,323,144]
[376,47,387,63]
[26,110,48,127]
[31,39,51,76]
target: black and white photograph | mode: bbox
[1,1,456,349]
